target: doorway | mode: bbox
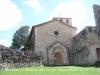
[96,48,100,60]
[54,53,62,65]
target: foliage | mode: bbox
[10,25,30,50]
[0,44,5,51]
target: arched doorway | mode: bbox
[48,43,69,65]
[54,53,62,65]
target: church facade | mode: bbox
[25,4,100,65]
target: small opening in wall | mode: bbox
[88,27,92,32]
[94,30,97,34]
[66,20,68,23]
[96,48,100,60]
[54,31,59,35]
[98,30,100,37]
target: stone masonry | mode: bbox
[93,4,100,27]
[0,45,42,70]
[70,26,100,65]
[25,4,100,66]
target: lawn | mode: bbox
[0,66,100,75]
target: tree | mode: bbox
[11,25,30,50]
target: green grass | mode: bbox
[0,66,100,75]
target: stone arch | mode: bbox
[48,43,69,65]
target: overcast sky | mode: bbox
[0,0,99,47]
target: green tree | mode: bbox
[11,25,30,50]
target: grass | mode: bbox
[0,66,100,75]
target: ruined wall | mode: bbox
[70,27,90,65]
[0,46,42,70]
[93,4,100,27]
[71,26,100,65]
[87,26,100,64]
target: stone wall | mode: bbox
[35,20,76,65]
[48,43,69,65]
[87,26,100,64]
[93,4,100,27]
[70,26,100,65]
[70,27,90,65]
[24,26,35,51]
[0,46,43,70]
[24,18,100,66]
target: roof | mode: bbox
[29,19,77,38]
[33,19,77,29]
[53,17,72,19]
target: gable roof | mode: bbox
[29,19,77,38]
[33,19,77,29]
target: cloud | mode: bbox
[48,1,89,32]
[0,0,23,31]
[0,39,8,46]
[23,0,44,11]
[2,34,5,37]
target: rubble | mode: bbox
[0,45,43,70]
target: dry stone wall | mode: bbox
[0,46,43,70]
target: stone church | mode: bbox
[25,4,100,65]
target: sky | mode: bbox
[0,0,100,47]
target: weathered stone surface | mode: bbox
[70,26,100,65]
[93,4,100,27]
[70,28,90,65]
[0,45,43,70]
[24,17,100,66]
[34,19,76,65]
[48,43,69,65]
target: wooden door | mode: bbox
[96,48,100,59]
[54,53,62,65]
